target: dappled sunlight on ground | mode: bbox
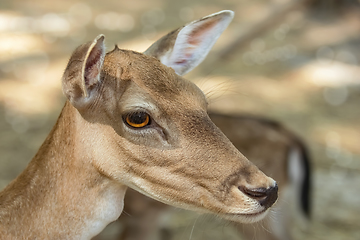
[301,11,360,49]
[0,59,65,114]
[297,60,360,87]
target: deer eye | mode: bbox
[124,112,151,128]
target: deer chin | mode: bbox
[235,208,269,223]
[217,207,269,224]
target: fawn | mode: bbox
[0,11,278,239]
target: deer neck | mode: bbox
[0,101,127,240]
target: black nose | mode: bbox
[239,183,278,209]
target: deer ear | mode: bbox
[62,34,106,109]
[144,10,234,76]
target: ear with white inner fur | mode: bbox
[62,34,106,109]
[144,10,234,76]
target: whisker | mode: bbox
[189,215,200,240]
[194,75,276,111]
[121,210,132,217]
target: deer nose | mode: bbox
[239,183,278,209]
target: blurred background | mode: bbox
[0,0,359,239]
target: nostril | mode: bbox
[239,186,267,200]
[239,183,278,209]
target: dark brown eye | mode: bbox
[125,112,150,128]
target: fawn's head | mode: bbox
[62,10,277,223]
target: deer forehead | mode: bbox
[102,48,208,111]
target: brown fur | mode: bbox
[0,11,277,239]
[0,40,275,240]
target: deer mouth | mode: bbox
[231,208,269,223]
[216,206,269,224]
[239,209,268,219]
[239,208,267,217]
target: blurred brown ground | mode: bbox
[0,0,359,239]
